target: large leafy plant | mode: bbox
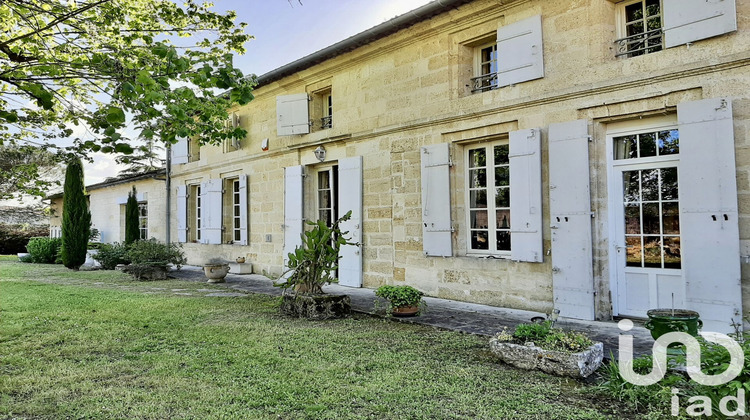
[276,211,356,294]
[375,285,426,314]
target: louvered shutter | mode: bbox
[238,174,249,245]
[337,156,363,287]
[171,137,189,165]
[678,98,741,334]
[284,166,305,271]
[421,143,452,257]
[277,94,310,136]
[509,129,543,262]
[663,0,737,48]
[549,119,595,320]
[496,14,544,87]
[201,179,223,244]
[177,185,187,243]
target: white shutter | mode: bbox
[420,143,452,257]
[201,179,223,245]
[496,14,544,87]
[663,0,737,48]
[284,166,305,270]
[277,94,310,136]
[177,185,187,243]
[337,156,363,288]
[238,174,249,245]
[549,119,595,320]
[509,129,543,263]
[171,137,189,165]
[678,98,741,334]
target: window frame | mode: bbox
[138,202,148,240]
[464,139,511,257]
[188,184,201,242]
[614,0,664,58]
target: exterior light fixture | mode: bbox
[314,145,326,162]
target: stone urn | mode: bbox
[236,256,246,263]
[203,264,230,283]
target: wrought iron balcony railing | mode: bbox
[614,28,663,58]
[321,115,332,129]
[471,73,498,93]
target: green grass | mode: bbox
[0,262,628,419]
[0,254,19,261]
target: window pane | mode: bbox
[495,166,509,187]
[642,203,660,234]
[496,187,510,207]
[641,169,659,201]
[470,210,488,229]
[663,236,681,269]
[625,2,643,23]
[662,202,680,234]
[643,236,662,268]
[645,0,660,17]
[626,236,642,267]
[661,167,678,200]
[627,21,644,37]
[469,149,486,168]
[494,145,509,165]
[639,132,656,157]
[318,172,330,189]
[234,181,239,192]
[658,130,679,155]
[234,206,240,217]
[319,210,331,226]
[471,231,489,250]
[625,204,641,234]
[318,191,331,209]
[496,210,510,229]
[614,135,638,160]
[496,232,511,251]
[235,231,241,241]
[470,190,487,208]
[623,170,640,202]
[470,169,487,188]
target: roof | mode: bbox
[46,168,166,200]
[254,0,475,87]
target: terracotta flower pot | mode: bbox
[391,305,420,317]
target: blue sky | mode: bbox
[77,0,433,186]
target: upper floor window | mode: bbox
[466,140,511,254]
[472,41,498,93]
[322,92,332,129]
[615,0,663,58]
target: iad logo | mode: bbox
[617,319,745,417]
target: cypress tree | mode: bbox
[60,158,91,270]
[125,186,140,244]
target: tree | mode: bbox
[60,158,91,270]
[125,186,140,244]
[0,144,63,199]
[0,0,255,197]
[117,138,164,177]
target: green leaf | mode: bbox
[106,107,126,125]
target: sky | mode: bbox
[81,0,434,186]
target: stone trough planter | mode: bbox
[280,293,351,320]
[489,338,603,379]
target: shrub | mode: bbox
[19,254,34,263]
[25,237,62,263]
[60,158,91,269]
[126,239,185,268]
[92,242,131,269]
[0,223,49,254]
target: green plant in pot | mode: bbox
[375,285,426,317]
[275,211,357,319]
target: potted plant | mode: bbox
[375,285,426,317]
[275,211,356,320]
[645,308,702,355]
[203,258,230,283]
[489,321,603,378]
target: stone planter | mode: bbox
[204,264,230,283]
[489,338,603,379]
[280,293,351,320]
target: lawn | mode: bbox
[0,261,627,419]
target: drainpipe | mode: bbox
[165,143,172,244]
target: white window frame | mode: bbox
[316,166,338,225]
[615,0,663,58]
[464,139,511,256]
[231,178,241,243]
[193,184,202,242]
[472,40,498,93]
[138,202,148,240]
[322,92,332,129]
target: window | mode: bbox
[322,93,332,129]
[465,140,510,253]
[138,202,148,240]
[188,137,201,162]
[188,184,201,242]
[222,178,242,243]
[615,0,663,58]
[472,41,498,93]
[310,88,332,131]
[317,166,338,225]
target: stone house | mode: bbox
[169,0,750,333]
[48,169,167,243]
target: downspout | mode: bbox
[165,143,172,244]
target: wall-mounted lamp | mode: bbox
[314,145,326,162]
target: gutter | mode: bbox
[254,0,474,87]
